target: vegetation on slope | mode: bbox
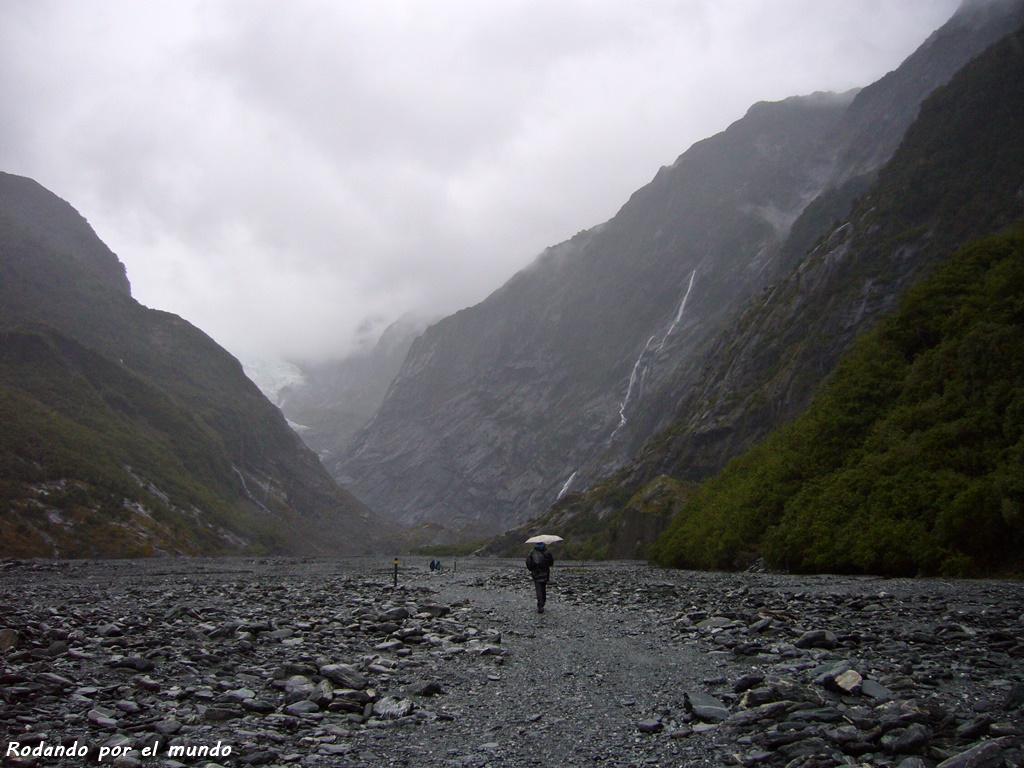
[0,325,286,557]
[653,228,1024,576]
[0,175,386,557]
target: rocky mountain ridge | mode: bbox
[338,0,1024,537]
[0,172,395,557]
[493,13,1024,565]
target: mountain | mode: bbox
[339,0,1024,537]
[493,12,1024,565]
[259,315,428,474]
[0,172,395,557]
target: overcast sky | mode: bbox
[1,0,962,363]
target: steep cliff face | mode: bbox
[507,15,1024,562]
[342,94,859,534]
[639,18,1024,483]
[0,173,394,557]
[339,0,1024,537]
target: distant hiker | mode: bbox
[526,542,554,613]
[429,559,437,572]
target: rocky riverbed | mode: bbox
[1,557,1022,768]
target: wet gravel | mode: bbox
[1,556,1022,767]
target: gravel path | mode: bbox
[1,556,1022,768]
[419,559,720,766]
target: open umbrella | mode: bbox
[525,534,563,545]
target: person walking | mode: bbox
[526,542,554,613]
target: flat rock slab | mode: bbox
[687,692,730,722]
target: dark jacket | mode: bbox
[526,548,554,583]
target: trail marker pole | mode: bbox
[393,558,398,588]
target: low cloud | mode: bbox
[0,0,960,362]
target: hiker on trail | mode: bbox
[526,542,554,613]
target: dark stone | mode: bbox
[637,719,663,734]
[860,679,895,700]
[236,750,279,765]
[935,738,1010,768]
[891,723,930,755]
[204,705,245,721]
[794,630,838,650]
[733,674,765,693]
[242,698,278,714]
[1003,683,1024,711]
[110,656,154,672]
[687,692,730,722]
[320,663,368,690]
[956,715,991,741]
[405,680,443,697]
[284,700,320,716]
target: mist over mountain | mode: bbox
[0,172,395,557]
[264,315,430,471]
[336,0,1024,538]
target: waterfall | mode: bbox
[611,270,697,440]
[557,471,578,499]
[611,334,657,438]
[657,270,696,353]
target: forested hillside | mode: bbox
[654,228,1024,576]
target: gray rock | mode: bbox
[405,680,443,697]
[687,692,730,722]
[241,698,277,714]
[110,655,154,672]
[154,718,182,735]
[203,705,244,721]
[794,629,838,649]
[860,679,895,700]
[831,669,863,694]
[0,628,19,650]
[373,696,414,719]
[47,639,69,656]
[281,675,315,702]
[1004,682,1024,711]
[320,663,368,690]
[892,723,930,755]
[935,738,1011,768]
[284,700,320,716]
[637,719,663,734]
[221,687,256,703]
[733,674,765,693]
[308,678,333,707]
[956,715,991,740]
